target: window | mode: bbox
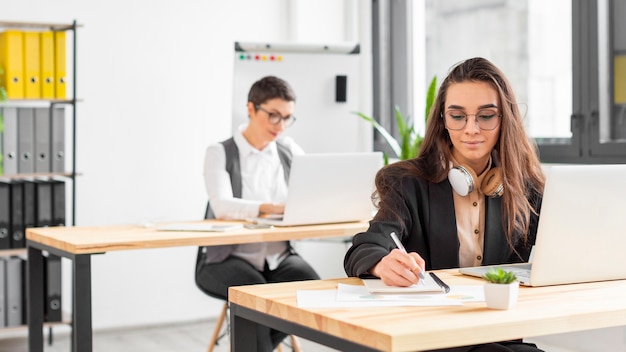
[419,0,626,163]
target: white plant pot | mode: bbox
[484,282,519,310]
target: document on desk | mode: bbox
[296,284,485,308]
[155,223,244,232]
[362,275,446,294]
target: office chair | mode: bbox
[195,202,302,352]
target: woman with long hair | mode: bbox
[345,57,545,352]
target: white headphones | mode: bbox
[448,164,504,198]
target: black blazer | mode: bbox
[344,168,541,277]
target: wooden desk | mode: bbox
[26,220,368,352]
[229,270,626,352]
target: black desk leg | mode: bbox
[72,254,93,352]
[27,245,45,352]
[230,304,258,351]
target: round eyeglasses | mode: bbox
[255,104,296,128]
[442,109,501,131]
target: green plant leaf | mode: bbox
[354,111,402,158]
[425,76,437,122]
[353,75,437,162]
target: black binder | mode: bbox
[34,179,53,227]
[44,254,62,322]
[22,180,37,230]
[0,258,6,327]
[0,180,10,249]
[9,180,25,248]
[51,179,66,226]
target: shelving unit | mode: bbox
[1,19,78,224]
[0,19,79,342]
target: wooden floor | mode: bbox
[0,318,620,351]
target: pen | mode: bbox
[429,272,451,293]
[389,232,426,281]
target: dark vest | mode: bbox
[205,137,293,218]
[196,137,294,270]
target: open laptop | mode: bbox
[460,164,626,286]
[254,152,383,226]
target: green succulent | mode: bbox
[483,268,518,284]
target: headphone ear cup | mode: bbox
[448,164,477,196]
[481,166,504,198]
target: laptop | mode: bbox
[460,164,626,286]
[254,152,383,226]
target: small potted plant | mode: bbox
[482,267,519,310]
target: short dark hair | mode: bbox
[247,76,296,105]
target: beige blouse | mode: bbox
[451,159,493,267]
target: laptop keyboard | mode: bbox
[507,267,531,278]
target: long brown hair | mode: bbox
[377,57,545,247]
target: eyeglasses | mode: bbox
[255,104,296,127]
[442,109,501,131]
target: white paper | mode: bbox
[296,284,485,308]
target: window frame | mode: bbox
[537,0,626,164]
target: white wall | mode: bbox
[1,0,372,330]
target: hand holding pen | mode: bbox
[390,232,426,280]
[371,232,427,287]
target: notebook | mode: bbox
[460,164,626,286]
[362,272,450,294]
[254,152,383,226]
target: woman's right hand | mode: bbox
[370,249,426,287]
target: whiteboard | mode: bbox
[232,41,367,153]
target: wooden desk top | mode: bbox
[26,220,368,254]
[229,270,626,352]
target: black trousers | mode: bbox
[431,340,544,352]
[196,253,320,351]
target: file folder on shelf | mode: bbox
[17,108,35,174]
[0,180,10,249]
[51,178,65,226]
[1,107,18,175]
[616,55,626,104]
[9,180,25,249]
[6,256,23,327]
[34,108,51,173]
[45,254,62,322]
[23,31,41,99]
[51,107,65,172]
[22,179,36,230]
[39,31,55,99]
[34,179,53,227]
[0,30,24,99]
[0,258,6,328]
[54,31,66,99]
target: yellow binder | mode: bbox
[0,30,25,99]
[54,31,66,99]
[40,31,55,99]
[615,55,626,105]
[23,31,41,99]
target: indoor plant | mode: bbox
[483,268,519,310]
[355,76,437,164]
